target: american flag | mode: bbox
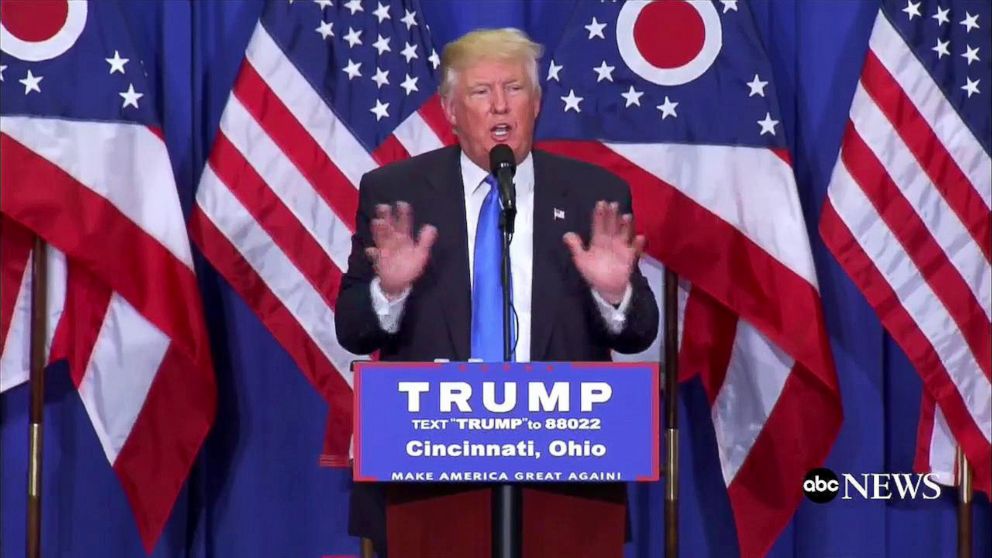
[191,0,840,555]
[0,0,216,552]
[821,0,990,496]
[190,0,453,465]
[533,1,840,556]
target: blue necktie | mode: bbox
[471,175,513,361]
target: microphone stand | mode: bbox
[494,204,521,558]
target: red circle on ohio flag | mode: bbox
[1,0,69,42]
[617,0,722,86]
[0,0,87,62]
[633,0,705,70]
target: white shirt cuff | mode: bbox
[591,283,633,335]
[370,277,409,333]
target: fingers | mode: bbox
[562,232,586,262]
[604,202,620,237]
[396,201,413,239]
[591,201,607,242]
[617,213,633,244]
[370,206,392,248]
[372,202,418,248]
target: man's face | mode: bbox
[443,58,541,170]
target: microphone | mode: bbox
[489,144,517,234]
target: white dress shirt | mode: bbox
[370,150,631,362]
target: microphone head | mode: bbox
[489,144,516,176]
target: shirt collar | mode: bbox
[461,149,535,196]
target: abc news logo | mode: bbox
[802,468,942,503]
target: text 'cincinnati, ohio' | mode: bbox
[405,440,607,458]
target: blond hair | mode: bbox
[439,28,544,98]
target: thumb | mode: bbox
[416,224,439,251]
[562,232,584,259]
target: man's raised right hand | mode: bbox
[365,202,438,300]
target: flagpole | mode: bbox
[663,269,679,558]
[26,237,48,558]
[956,446,972,558]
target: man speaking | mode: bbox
[335,28,659,557]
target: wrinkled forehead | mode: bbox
[454,57,532,87]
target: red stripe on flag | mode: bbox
[821,201,990,495]
[190,207,353,460]
[0,215,34,351]
[208,132,344,309]
[58,262,113,388]
[114,342,216,553]
[727,362,843,558]
[0,133,212,371]
[234,61,358,231]
[372,133,412,167]
[861,51,991,260]
[678,289,738,401]
[913,393,937,477]
[841,125,991,378]
[537,140,837,386]
[417,95,458,146]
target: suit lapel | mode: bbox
[530,152,570,361]
[426,147,472,360]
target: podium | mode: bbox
[353,361,659,558]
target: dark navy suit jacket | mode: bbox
[334,146,659,553]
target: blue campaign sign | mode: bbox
[353,361,659,483]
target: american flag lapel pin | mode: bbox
[553,208,565,220]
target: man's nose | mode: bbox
[490,88,509,114]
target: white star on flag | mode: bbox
[620,85,643,107]
[372,67,390,88]
[585,17,606,39]
[429,49,440,69]
[902,0,921,20]
[932,38,950,58]
[747,74,768,97]
[961,77,980,98]
[401,9,418,30]
[343,27,363,48]
[547,60,563,81]
[960,12,980,32]
[561,89,583,112]
[343,0,363,15]
[370,99,390,120]
[316,20,334,39]
[932,6,950,25]
[758,112,779,135]
[342,59,362,80]
[720,0,738,13]
[401,73,419,95]
[593,60,615,82]
[106,50,129,74]
[401,42,419,63]
[0,65,7,82]
[656,96,678,119]
[373,34,391,55]
[119,83,143,109]
[373,2,391,23]
[19,70,42,95]
[314,0,333,9]
[962,45,980,65]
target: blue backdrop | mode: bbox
[1,1,989,557]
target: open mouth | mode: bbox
[491,123,511,142]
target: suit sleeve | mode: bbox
[605,182,659,354]
[334,172,391,355]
